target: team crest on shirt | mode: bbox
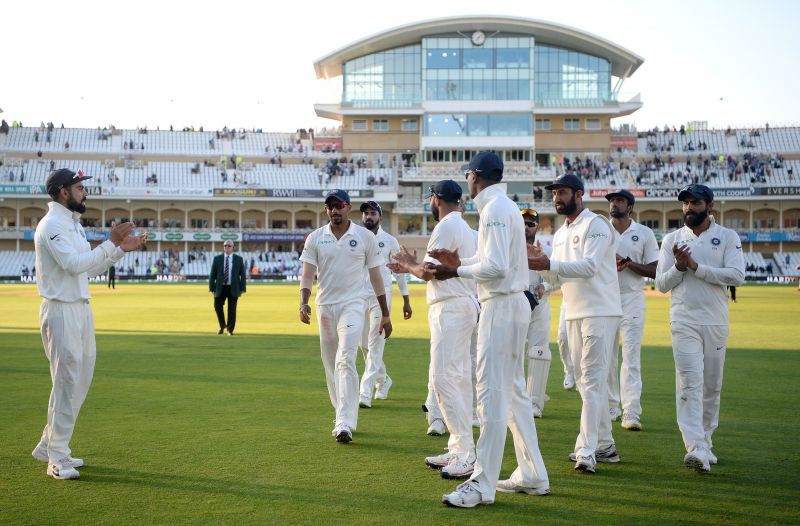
[349,240,358,247]
[378,241,385,248]
[572,235,580,244]
[711,237,721,246]
[631,235,639,242]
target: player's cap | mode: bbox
[544,173,584,192]
[324,189,350,204]
[426,179,463,202]
[521,208,539,221]
[46,168,92,196]
[359,200,382,215]
[678,184,714,202]
[462,151,503,181]
[605,189,636,205]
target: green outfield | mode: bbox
[1,283,798,525]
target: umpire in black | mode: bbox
[209,240,246,335]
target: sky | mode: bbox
[2,0,798,133]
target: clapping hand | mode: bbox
[427,248,460,267]
[527,241,550,271]
[672,244,696,272]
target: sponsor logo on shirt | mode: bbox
[572,235,580,244]
[318,240,335,245]
[588,232,608,239]
[49,234,60,240]
[484,220,506,228]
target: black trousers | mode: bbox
[214,286,238,333]
[108,276,115,288]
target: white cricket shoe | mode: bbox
[574,455,596,473]
[609,407,622,421]
[32,444,84,468]
[563,373,575,390]
[532,403,543,419]
[621,412,642,431]
[334,425,353,444]
[708,450,718,465]
[374,376,393,400]
[424,451,453,469]
[442,481,492,508]
[496,479,550,495]
[441,455,475,480]
[684,448,711,473]
[358,395,372,408]
[427,418,447,436]
[47,463,80,480]
[569,444,619,463]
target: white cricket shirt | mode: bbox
[34,201,124,302]
[614,220,660,294]
[423,211,477,305]
[361,226,409,297]
[300,221,381,306]
[457,184,528,302]
[547,207,623,320]
[655,217,745,326]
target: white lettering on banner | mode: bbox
[272,189,296,198]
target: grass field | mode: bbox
[1,283,799,525]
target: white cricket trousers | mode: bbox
[608,291,646,417]
[469,293,549,501]
[670,322,728,452]
[38,299,96,464]
[428,296,478,459]
[359,293,392,398]
[526,299,551,409]
[557,301,573,377]
[317,298,366,431]
[568,316,620,458]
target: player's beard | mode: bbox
[526,233,536,244]
[66,193,86,214]
[431,202,440,222]
[610,207,627,219]
[684,209,707,227]
[555,194,577,216]
[363,218,378,232]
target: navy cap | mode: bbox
[426,179,463,202]
[544,173,584,192]
[324,189,350,204]
[678,184,714,202]
[359,200,382,215]
[46,168,92,196]
[464,151,503,181]
[605,189,636,205]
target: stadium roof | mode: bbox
[313,15,645,80]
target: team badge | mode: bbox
[632,235,639,242]
[349,240,358,247]
[572,235,580,244]
[711,237,721,246]
[378,241,385,248]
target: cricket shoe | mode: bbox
[708,450,718,465]
[563,373,576,390]
[574,455,596,474]
[425,450,453,469]
[441,455,475,480]
[47,463,80,480]
[442,481,493,508]
[532,403,543,419]
[374,376,393,400]
[609,407,622,421]
[569,444,620,463]
[621,412,642,431]
[32,444,83,468]
[427,418,447,436]
[358,395,372,408]
[496,479,550,496]
[684,448,711,473]
[334,425,353,444]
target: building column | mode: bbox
[422,214,428,235]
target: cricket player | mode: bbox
[521,209,553,418]
[655,184,744,472]
[428,152,549,507]
[605,189,659,430]
[299,190,393,444]
[389,180,478,479]
[31,168,146,480]
[529,173,622,474]
[358,200,412,408]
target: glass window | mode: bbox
[565,118,580,130]
[425,114,466,136]
[535,119,551,130]
[401,119,418,132]
[373,119,389,131]
[585,118,601,130]
[427,49,461,69]
[488,115,531,136]
[463,48,494,69]
[467,114,489,136]
[352,119,367,131]
[496,48,529,68]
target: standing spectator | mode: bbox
[605,190,659,431]
[209,241,246,335]
[107,264,116,289]
[528,173,622,474]
[428,152,549,507]
[655,184,745,472]
[298,190,392,444]
[31,168,146,480]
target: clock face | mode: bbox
[471,31,485,46]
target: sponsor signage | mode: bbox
[193,233,211,240]
[164,233,184,241]
[212,188,375,199]
[610,136,638,150]
[0,184,46,194]
[220,233,238,240]
[103,187,212,196]
[758,186,800,196]
[242,232,307,242]
[589,189,647,198]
